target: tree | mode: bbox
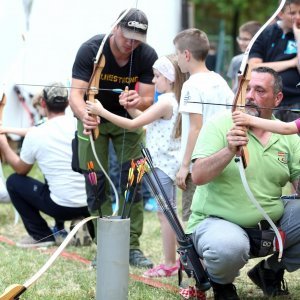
[188,0,280,75]
[191,0,279,52]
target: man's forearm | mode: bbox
[134,82,154,111]
[69,79,89,121]
[69,95,86,121]
[135,96,153,111]
[192,147,236,185]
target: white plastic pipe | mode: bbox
[96,217,130,300]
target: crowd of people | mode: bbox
[1,2,300,299]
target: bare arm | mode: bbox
[249,57,297,73]
[86,98,172,130]
[0,134,32,175]
[0,127,31,137]
[126,108,142,118]
[192,126,248,185]
[232,111,298,135]
[176,113,202,190]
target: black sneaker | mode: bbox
[129,249,153,268]
[247,260,289,297]
[211,281,240,300]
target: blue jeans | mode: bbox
[6,173,90,241]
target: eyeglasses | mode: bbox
[236,37,251,43]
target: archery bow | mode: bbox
[86,5,137,216]
[87,5,134,141]
[233,0,287,261]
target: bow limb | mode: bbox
[233,0,286,262]
[87,5,135,141]
[236,159,283,261]
[232,0,287,168]
[0,216,98,300]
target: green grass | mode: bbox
[1,163,300,299]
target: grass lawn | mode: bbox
[1,163,300,299]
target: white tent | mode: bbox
[0,0,181,134]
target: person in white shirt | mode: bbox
[0,82,90,248]
[173,28,233,223]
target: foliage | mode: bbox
[192,0,279,29]
[187,0,282,75]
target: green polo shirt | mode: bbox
[187,111,300,234]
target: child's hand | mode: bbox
[232,111,251,126]
[86,100,103,116]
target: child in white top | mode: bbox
[86,54,187,277]
[173,28,234,222]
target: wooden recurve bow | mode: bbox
[86,5,134,141]
[233,0,287,261]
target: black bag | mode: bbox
[244,228,275,257]
[177,236,211,291]
[71,131,82,174]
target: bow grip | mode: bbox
[87,55,106,140]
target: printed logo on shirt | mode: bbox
[100,73,138,85]
[277,151,288,164]
[284,40,297,55]
[183,91,191,105]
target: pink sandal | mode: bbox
[143,264,178,278]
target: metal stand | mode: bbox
[96,217,130,300]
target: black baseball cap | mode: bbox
[119,8,148,43]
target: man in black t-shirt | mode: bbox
[249,0,300,122]
[69,8,158,268]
